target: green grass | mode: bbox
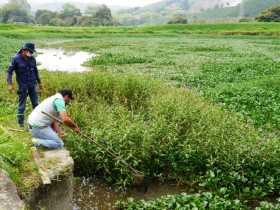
[0,23,280,38]
[0,85,40,198]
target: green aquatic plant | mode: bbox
[116,192,246,210]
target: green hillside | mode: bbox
[115,0,189,25]
[196,0,280,20]
[115,0,280,25]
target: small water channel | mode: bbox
[73,177,187,210]
[36,48,95,72]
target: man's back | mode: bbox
[28,93,64,128]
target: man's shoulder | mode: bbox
[30,56,37,63]
[13,53,21,60]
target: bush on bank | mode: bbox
[41,71,280,200]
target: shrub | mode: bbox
[38,71,280,200]
[89,53,153,65]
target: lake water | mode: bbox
[36,48,95,72]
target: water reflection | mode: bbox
[73,177,187,210]
[36,48,95,72]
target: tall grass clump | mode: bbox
[0,126,40,197]
[89,52,153,66]
[42,71,158,112]
[40,71,280,200]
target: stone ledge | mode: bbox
[32,148,74,184]
[0,170,25,210]
[0,148,74,210]
[26,148,74,210]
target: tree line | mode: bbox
[0,0,115,26]
[0,0,279,26]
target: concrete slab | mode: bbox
[0,170,25,210]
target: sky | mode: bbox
[28,0,163,7]
[90,0,162,7]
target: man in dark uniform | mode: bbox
[7,43,43,128]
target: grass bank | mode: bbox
[0,78,40,198]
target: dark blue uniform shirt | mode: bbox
[7,53,41,88]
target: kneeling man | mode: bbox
[28,89,80,149]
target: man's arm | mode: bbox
[59,112,80,133]
[52,121,65,139]
[34,59,43,91]
[7,57,16,90]
[34,59,41,85]
[54,98,80,133]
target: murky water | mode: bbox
[36,48,95,72]
[73,177,187,210]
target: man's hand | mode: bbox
[60,112,80,133]
[59,132,66,139]
[74,127,81,134]
[8,84,14,93]
[38,83,43,92]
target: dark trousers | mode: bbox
[17,85,39,125]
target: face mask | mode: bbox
[26,51,33,57]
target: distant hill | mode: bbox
[115,0,242,25]
[115,0,280,25]
[189,0,241,13]
[115,0,191,25]
[196,0,280,20]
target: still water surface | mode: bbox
[36,48,95,72]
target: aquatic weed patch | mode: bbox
[185,59,280,89]
[183,56,280,130]
[89,52,153,65]
[204,77,280,128]
[117,192,246,210]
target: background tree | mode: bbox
[0,0,33,23]
[168,14,188,24]
[85,5,97,16]
[35,10,57,25]
[93,5,113,26]
[60,3,81,18]
[256,6,280,22]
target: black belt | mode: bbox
[29,124,48,129]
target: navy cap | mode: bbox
[22,43,36,53]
